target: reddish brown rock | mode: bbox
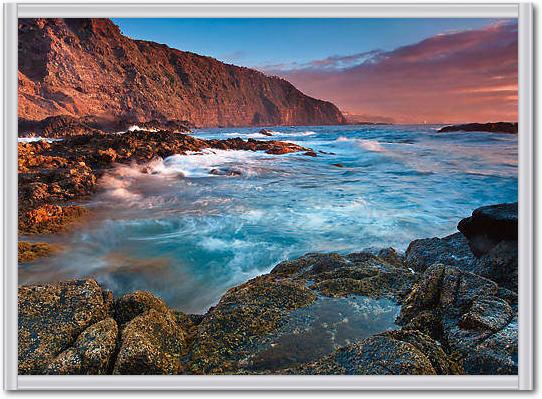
[18,18,345,130]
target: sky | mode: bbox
[113,18,518,124]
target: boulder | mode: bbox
[113,309,186,375]
[46,318,118,374]
[18,279,111,374]
[405,232,475,273]
[259,129,273,136]
[188,275,317,374]
[397,264,517,375]
[457,202,518,256]
[113,290,172,326]
[471,240,518,292]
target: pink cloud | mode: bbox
[263,21,518,124]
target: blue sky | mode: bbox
[112,18,499,68]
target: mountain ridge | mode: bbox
[18,18,346,129]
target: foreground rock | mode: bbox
[18,279,112,374]
[189,251,415,374]
[289,329,461,375]
[46,318,118,375]
[19,282,189,375]
[405,232,475,273]
[406,203,518,292]
[398,264,517,374]
[18,203,518,375]
[437,122,518,134]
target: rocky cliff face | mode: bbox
[18,18,346,128]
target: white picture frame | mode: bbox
[3,2,533,390]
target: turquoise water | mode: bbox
[19,125,518,313]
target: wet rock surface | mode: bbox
[398,264,518,375]
[289,329,461,375]
[18,241,59,263]
[405,232,475,273]
[18,203,518,375]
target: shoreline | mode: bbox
[18,201,518,375]
[18,128,314,253]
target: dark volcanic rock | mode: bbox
[437,122,518,134]
[397,264,517,375]
[457,202,518,256]
[405,232,476,273]
[259,129,273,136]
[19,115,104,138]
[18,18,345,127]
[136,119,192,133]
[470,240,518,292]
[18,279,111,374]
[290,329,461,375]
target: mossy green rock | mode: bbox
[18,279,110,374]
[188,275,317,374]
[46,318,118,374]
[290,329,461,375]
[113,309,186,374]
[114,290,172,326]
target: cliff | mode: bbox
[18,18,346,129]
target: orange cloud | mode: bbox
[263,21,518,124]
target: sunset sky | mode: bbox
[114,18,518,124]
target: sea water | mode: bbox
[19,125,518,313]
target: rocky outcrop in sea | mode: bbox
[18,202,518,375]
[437,122,518,134]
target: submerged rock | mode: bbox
[18,241,59,263]
[289,329,461,375]
[209,168,242,176]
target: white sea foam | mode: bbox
[18,137,63,143]
[145,149,272,178]
[336,137,385,152]
[224,130,316,139]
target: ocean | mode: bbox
[19,124,518,313]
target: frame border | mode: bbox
[4,2,533,391]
